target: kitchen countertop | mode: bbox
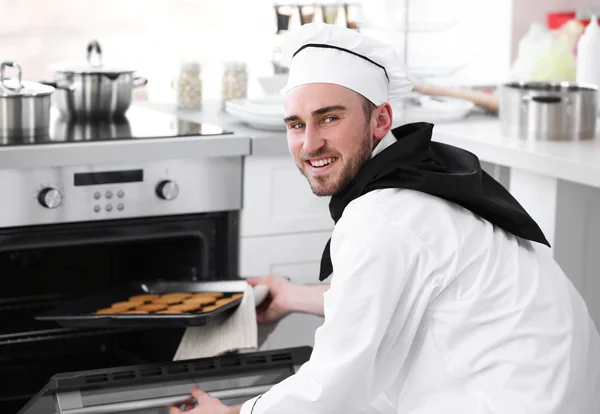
[433,118,600,189]
[149,101,600,190]
[140,101,290,156]
[0,106,252,170]
[3,99,599,191]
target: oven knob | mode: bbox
[38,188,63,209]
[156,180,179,200]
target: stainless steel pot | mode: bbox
[499,81,598,141]
[51,40,148,120]
[0,61,55,142]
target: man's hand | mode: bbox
[248,275,330,320]
[247,274,297,324]
[169,387,241,414]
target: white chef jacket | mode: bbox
[241,135,600,414]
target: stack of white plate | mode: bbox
[393,94,475,126]
[225,94,474,131]
[225,97,287,131]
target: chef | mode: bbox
[172,22,600,414]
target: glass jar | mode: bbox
[222,62,248,105]
[176,61,202,109]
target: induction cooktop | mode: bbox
[0,106,232,146]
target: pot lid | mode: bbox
[50,40,135,74]
[504,81,599,92]
[0,61,55,97]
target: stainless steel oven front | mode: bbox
[0,156,244,412]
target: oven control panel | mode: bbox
[89,188,128,213]
[1,158,243,227]
[155,180,179,200]
[38,187,63,209]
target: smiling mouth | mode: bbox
[307,157,337,168]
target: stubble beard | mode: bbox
[299,133,372,197]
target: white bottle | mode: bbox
[510,22,550,81]
[576,15,600,87]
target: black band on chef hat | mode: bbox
[292,43,390,82]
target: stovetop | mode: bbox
[0,107,232,147]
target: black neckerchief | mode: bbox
[318,122,550,281]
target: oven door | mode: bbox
[0,212,239,411]
[18,347,311,414]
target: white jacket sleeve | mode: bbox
[240,213,447,414]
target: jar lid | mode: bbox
[224,61,247,71]
[0,61,55,97]
[50,40,136,75]
[180,61,201,72]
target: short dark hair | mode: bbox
[361,97,377,122]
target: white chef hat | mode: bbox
[281,22,416,106]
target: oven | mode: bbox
[0,155,250,412]
[19,346,311,414]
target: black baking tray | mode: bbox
[35,280,247,328]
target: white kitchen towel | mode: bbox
[173,284,269,361]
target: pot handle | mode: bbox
[522,95,563,104]
[87,39,103,67]
[0,61,24,91]
[133,76,148,88]
[42,80,78,92]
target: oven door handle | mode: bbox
[57,384,272,414]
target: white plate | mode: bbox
[226,97,285,117]
[226,106,287,132]
[394,96,474,124]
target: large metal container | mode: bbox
[51,40,148,120]
[0,61,55,142]
[499,82,598,141]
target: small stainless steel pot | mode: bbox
[0,61,55,142]
[51,40,148,120]
[499,82,598,141]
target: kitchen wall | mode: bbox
[2,0,592,102]
[0,0,278,101]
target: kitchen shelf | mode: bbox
[357,18,458,33]
[360,0,467,82]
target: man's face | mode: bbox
[283,84,374,197]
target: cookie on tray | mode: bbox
[152,297,183,305]
[121,310,149,314]
[96,307,124,315]
[183,296,216,306]
[110,301,137,312]
[129,294,160,304]
[162,292,193,299]
[153,293,192,304]
[166,303,201,313]
[136,303,168,312]
[201,305,219,312]
[215,298,237,306]
[193,292,224,299]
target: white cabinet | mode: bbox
[239,232,329,350]
[240,232,332,282]
[240,155,334,237]
[239,153,332,350]
[554,180,600,330]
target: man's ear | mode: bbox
[373,103,393,140]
